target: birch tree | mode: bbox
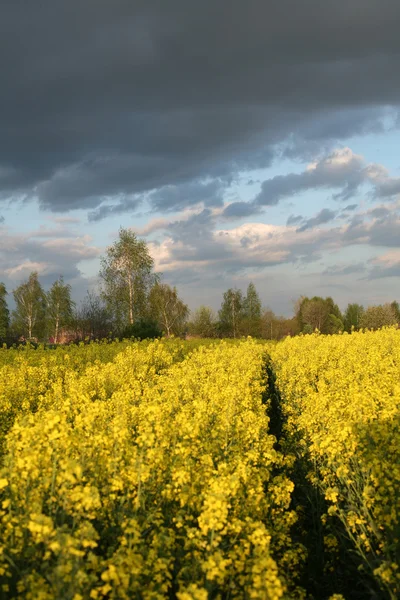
[149,282,189,337]
[12,272,46,339]
[242,282,262,337]
[47,276,75,342]
[99,228,156,330]
[218,288,244,338]
[188,306,217,338]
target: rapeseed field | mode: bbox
[0,330,399,599]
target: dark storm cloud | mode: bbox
[281,108,388,161]
[1,0,400,216]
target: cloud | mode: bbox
[322,263,366,276]
[227,148,400,218]
[88,196,141,222]
[0,225,100,292]
[223,201,262,219]
[297,208,337,232]
[134,218,171,236]
[148,179,226,212]
[343,213,400,247]
[149,209,343,281]
[0,215,4,224]
[286,214,304,226]
[144,194,400,287]
[254,148,365,206]
[50,216,81,224]
[368,250,400,279]
[0,1,399,214]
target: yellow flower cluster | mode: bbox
[0,339,303,599]
[270,328,400,598]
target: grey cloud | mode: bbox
[343,213,400,247]
[1,1,400,215]
[86,178,227,221]
[343,204,358,211]
[88,197,141,222]
[297,208,337,232]
[167,209,233,263]
[286,214,304,226]
[281,107,388,161]
[369,206,391,219]
[368,263,400,280]
[223,201,262,218]
[149,180,226,213]
[373,177,400,198]
[150,197,400,294]
[254,149,365,207]
[322,263,366,276]
[0,227,100,296]
[0,215,4,224]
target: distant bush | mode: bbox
[123,318,162,340]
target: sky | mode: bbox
[1,0,400,316]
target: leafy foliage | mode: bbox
[12,272,46,339]
[149,282,189,336]
[343,303,364,332]
[47,276,75,342]
[0,283,9,339]
[359,303,398,329]
[218,288,244,338]
[188,306,218,338]
[297,296,343,334]
[99,228,156,330]
[242,282,262,337]
[122,318,162,340]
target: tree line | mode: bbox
[0,228,399,344]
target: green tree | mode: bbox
[12,272,46,339]
[188,306,217,338]
[359,304,398,330]
[298,296,342,334]
[344,303,364,332]
[149,282,189,337]
[46,276,75,343]
[0,283,10,338]
[218,288,244,338]
[261,308,276,340]
[242,282,262,337]
[391,301,400,323]
[261,308,299,340]
[328,313,344,334]
[123,318,162,340]
[99,228,156,330]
